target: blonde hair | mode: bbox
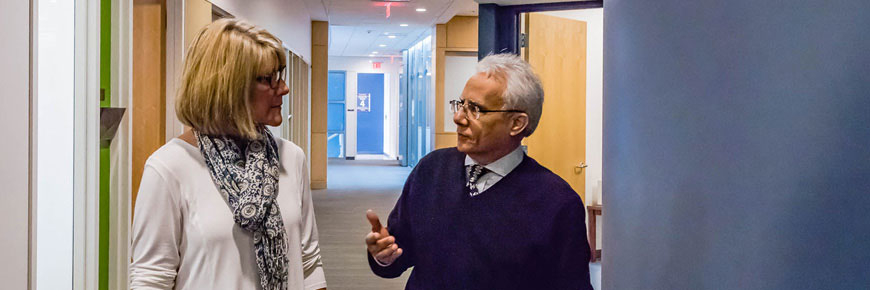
[176,18,287,139]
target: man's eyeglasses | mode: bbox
[255,66,287,89]
[449,99,524,120]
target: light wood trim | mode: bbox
[435,45,446,134]
[184,0,212,49]
[445,47,478,53]
[310,132,327,189]
[132,0,166,206]
[445,16,479,49]
[436,24,447,47]
[310,48,328,133]
[312,21,329,46]
[310,21,328,189]
[435,132,457,149]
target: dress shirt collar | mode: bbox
[464,145,525,177]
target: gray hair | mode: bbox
[476,53,544,137]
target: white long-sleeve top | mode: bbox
[130,138,327,290]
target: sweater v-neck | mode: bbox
[459,153,532,201]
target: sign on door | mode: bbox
[357,93,371,112]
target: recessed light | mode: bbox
[388,35,397,39]
[372,51,379,54]
[399,24,409,27]
[369,54,375,57]
[416,8,426,12]
[379,44,387,47]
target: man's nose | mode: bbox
[453,110,468,127]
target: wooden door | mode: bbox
[523,13,588,202]
[132,0,166,209]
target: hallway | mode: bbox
[312,159,602,289]
[313,159,412,290]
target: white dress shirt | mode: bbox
[464,145,525,194]
[130,138,327,290]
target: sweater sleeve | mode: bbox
[298,153,327,290]
[367,161,419,278]
[130,163,182,290]
[553,193,594,290]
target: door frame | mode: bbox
[73,0,103,288]
[108,0,134,289]
[478,0,602,59]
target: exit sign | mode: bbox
[373,62,382,69]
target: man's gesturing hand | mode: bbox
[365,210,403,266]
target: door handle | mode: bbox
[574,162,588,174]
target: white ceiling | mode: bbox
[302,0,479,57]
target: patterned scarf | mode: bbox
[196,128,288,290]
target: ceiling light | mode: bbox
[416,8,426,12]
[399,24,409,27]
[388,35,397,39]
[372,51,379,54]
[379,44,387,47]
[369,54,375,57]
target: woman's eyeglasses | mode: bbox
[449,99,524,120]
[255,66,287,89]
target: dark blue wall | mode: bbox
[604,0,870,289]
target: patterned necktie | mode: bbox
[466,164,490,197]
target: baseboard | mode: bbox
[311,180,327,190]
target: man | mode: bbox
[365,53,593,289]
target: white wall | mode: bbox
[0,1,32,288]
[37,0,77,288]
[328,56,402,158]
[443,55,478,133]
[541,9,603,248]
[209,0,313,63]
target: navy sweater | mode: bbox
[368,148,593,290]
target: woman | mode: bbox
[130,18,327,290]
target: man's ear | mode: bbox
[509,113,529,137]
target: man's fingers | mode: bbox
[365,232,381,245]
[366,210,382,233]
[390,247,403,260]
[376,236,395,249]
[375,244,399,261]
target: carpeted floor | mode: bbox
[313,159,412,290]
[312,158,602,290]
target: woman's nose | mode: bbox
[277,81,290,96]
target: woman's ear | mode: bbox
[509,113,529,137]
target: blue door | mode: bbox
[357,73,384,154]
[327,71,346,158]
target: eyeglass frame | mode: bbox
[255,65,288,89]
[449,99,525,120]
